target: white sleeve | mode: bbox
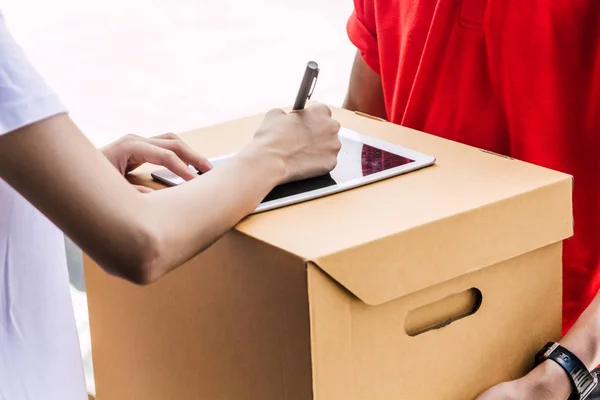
[0,13,66,135]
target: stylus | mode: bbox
[293,61,320,110]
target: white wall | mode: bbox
[2,0,356,146]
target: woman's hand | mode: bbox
[101,132,213,192]
[246,104,342,184]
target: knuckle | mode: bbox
[334,138,342,152]
[264,108,286,124]
[267,108,285,117]
[170,140,185,153]
[332,120,341,132]
[162,149,178,163]
[317,103,332,116]
[122,133,138,142]
[328,158,338,171]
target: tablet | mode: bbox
[151,127,435,213]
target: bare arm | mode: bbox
[477,291,600,399]
[343,51,388,120]
[530,292,600,398]
[0,107,340,284]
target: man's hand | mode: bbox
[476,361,571,400]
[477,291,600,400]
[101,133,213,192]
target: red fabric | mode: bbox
[348,0,600,337]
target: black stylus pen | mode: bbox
[293,61,320,110]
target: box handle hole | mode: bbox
[404,288,483,337]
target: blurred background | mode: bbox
[2,0,356,395]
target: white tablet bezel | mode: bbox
[151,128,436,214]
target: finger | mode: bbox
[146,138,213,173]
[306,103,333,117]
[134,184,154,193]
[331,119,342,133]
[130,142,198,181]
[152,132,180,141]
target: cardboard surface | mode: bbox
[307,244,562,399]
[86,231,313,400]
[87,107,573,399]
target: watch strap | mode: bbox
[535,342,598,400]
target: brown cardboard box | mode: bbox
[84,107,572,400]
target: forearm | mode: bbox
[561,291,600,368]
[0,114,281,283]
[343,51,388,120]
[342,90,386,120]
[140,143,283,281]
[526,290,600,399]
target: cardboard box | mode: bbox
[84,107,573,399]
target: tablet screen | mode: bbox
[258,136,414,203]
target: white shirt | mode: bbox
[0,13,87,400]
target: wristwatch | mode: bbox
[535,342,598,400]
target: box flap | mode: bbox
[311,175,571,305]
[129,108,573,306]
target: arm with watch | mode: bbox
[476,291,600,400]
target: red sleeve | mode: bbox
[347,1,380,74]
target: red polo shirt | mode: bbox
[348,0,600,336]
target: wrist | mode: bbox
[99,147,121,174]
[561,295,600,369]
[238,140,288,187]
[528,359,573,400]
